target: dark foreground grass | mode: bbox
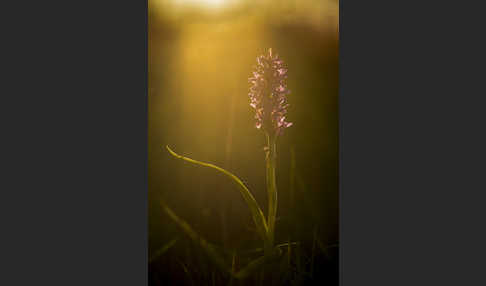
[149,164,338,285]
[149,240,337,286]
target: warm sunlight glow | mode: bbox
[174,0,230,9]
[200,0,225,7]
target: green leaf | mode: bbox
[165,146,270,246]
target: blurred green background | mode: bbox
[149,0,338,284]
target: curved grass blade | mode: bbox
[233,250,281,280]
[161,198,279,280]
[149,237,178,264]
[242,242,300,255]
[165,146,270,246]
[160,199,231,275]
[162,198,286,280]
[316,239,339,258]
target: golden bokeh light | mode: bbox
[154,0,239,11]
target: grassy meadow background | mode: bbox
[148,0,339,284]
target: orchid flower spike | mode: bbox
[249,48,292,138]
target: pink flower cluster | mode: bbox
[249,48,292,137]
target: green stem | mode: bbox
[265,133,278,254]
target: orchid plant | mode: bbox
[161,48,293,279]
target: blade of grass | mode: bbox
[160,199,231,275]
[276,240,291,285]
[148,237,178,264]
[296,242,301,277]
[242,242,300,255]
[287,239,291,268]
[165,145,270,248]
[228,251,236,286]
[316,239,339,258]
[177,259,195,286]
[233,252,279,280]
[311,228,317,277]
[161,198,282,280]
